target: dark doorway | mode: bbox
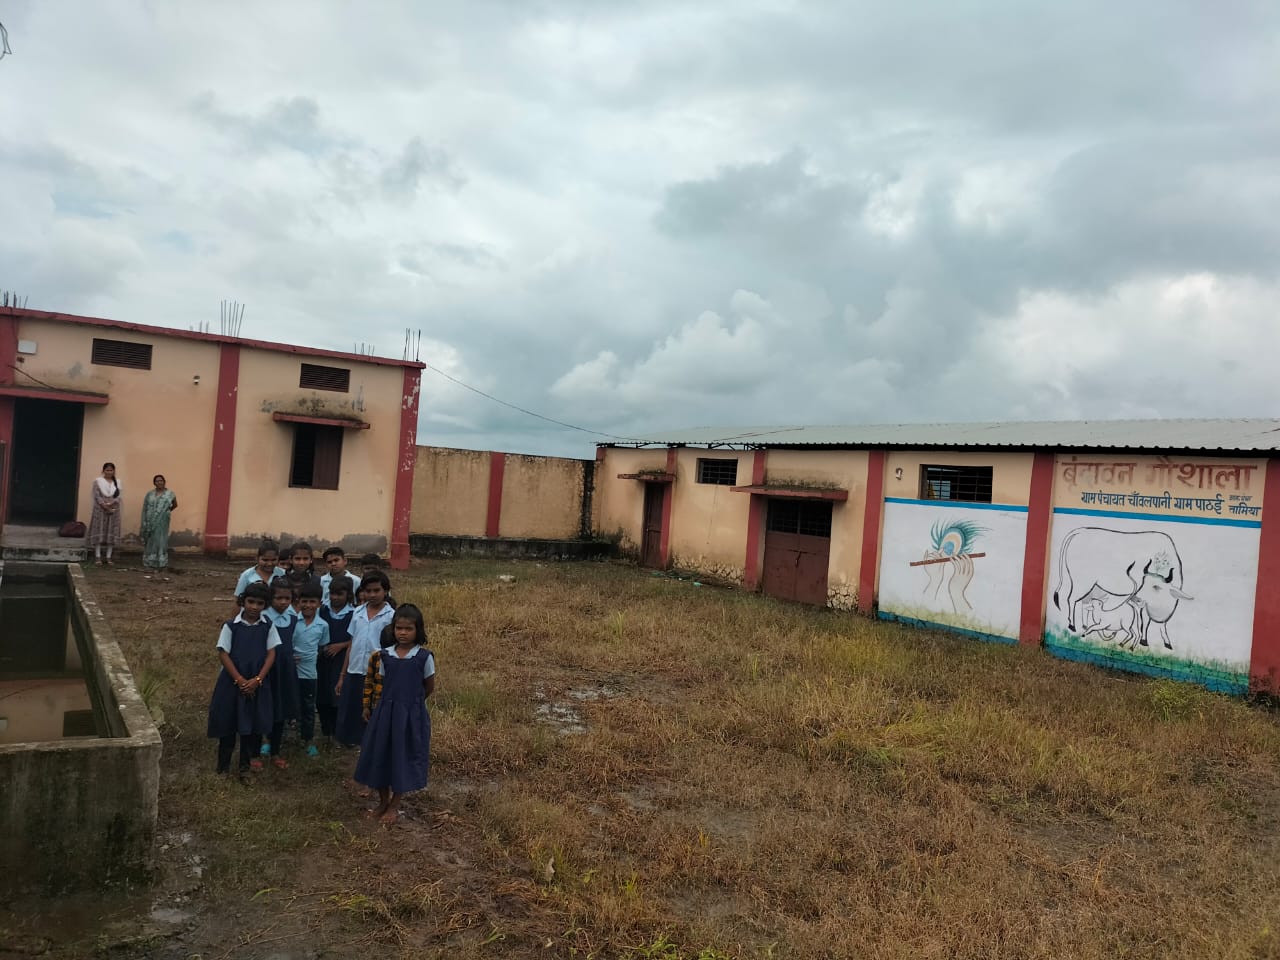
[761,498,833,605]
[9,399,84,525]
[641,482,666,568]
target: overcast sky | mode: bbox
[2,2,1278,457]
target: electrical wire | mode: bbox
[421,361,643,443]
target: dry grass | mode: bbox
[83,556,1280,959]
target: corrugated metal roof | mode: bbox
[610,419,1280,452]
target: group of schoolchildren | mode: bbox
[206,541,435,823]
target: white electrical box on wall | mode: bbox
[16,340,37,355]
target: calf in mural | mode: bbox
[1053,527,1193,651]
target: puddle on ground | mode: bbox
[532,684,621,735]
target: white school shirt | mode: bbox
[320,571,358,603]
[375,645,436,679]
[235,565,286,598]
[345,602,396,675]
[216,611,282,653]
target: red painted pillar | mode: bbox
[203,344,241,555]
[1018,453,1056,646]
[389,366,421,570]
[0,313,17,525]
[485,451,506,538]
[856,451,887,615]
[1250,458,1280,694]
[659,447,677,567]
[742,450,767,591]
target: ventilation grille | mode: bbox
[299,362,350,393]
[91,338,153,370]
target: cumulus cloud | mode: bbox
[2,1,1279,457]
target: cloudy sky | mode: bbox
[2,2,1278,457]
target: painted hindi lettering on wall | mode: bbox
[1045,454,1264,693]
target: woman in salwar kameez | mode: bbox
[141,474,178,570]
[88,463,122,565]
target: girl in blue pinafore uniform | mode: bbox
[207,582,281,776]
[317,576,356,742]
[354,604,435,824]
[262,579,301,767]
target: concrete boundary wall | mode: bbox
[411,446,594,541]
[0,563,162,894]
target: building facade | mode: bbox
[0,307,423,568]
[596,422,1280,695]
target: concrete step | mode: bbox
[2,525,88,563]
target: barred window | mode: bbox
[696,458,738,485]
[920,465,993,503]
[766,499,833,537]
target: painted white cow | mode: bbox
[1052,527,1192,650]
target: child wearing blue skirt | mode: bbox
[354,603,435,824]
[207,582,281,778]
[335,571,395,747]
[261,579,300,767]
[317,576,356,742]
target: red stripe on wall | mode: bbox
[0,315,17,524]
[1250,458,1280,694]
[743,450,767,590]
[485,451,506,539]
[857,451,887,615]
[1019,452,1056,646]
[389,367,421,570]
[659,447,677,567]
[202,344,241,554]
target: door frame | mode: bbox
[7,397,86,526]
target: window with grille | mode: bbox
[91,338,152,370]
[766,499,833,538]
[299,362,350,393]
[289,423,343,489]
[920,465,993,503]
[696,458,738,485]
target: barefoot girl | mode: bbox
[353,603,435,824]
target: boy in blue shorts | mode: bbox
[291,581,330,758]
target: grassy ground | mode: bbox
[10,555,1280,959]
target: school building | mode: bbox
[595,421,1280,695]
[0,306,423,568]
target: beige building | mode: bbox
[596,422,1280,696]
[0,306,423,568]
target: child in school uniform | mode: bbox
[335,571,395,747]
[317,575,356,742]
[354,603,435,824]
[321,547,353,603]
[291,582,330,758]
[207,582,280,778]
[262,579,301,766]
[234,541,285,608]
[284,541,324,599]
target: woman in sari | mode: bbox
[88,462,122,566]
[141,474,178,570]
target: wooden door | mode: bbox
[761,499,833,605]
[641,482,665,568]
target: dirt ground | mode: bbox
[3,554,1280,960]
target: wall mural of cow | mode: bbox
[1052,527,1193,652]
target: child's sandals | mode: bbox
[272,757,289,770]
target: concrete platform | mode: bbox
[1,525,89,563]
